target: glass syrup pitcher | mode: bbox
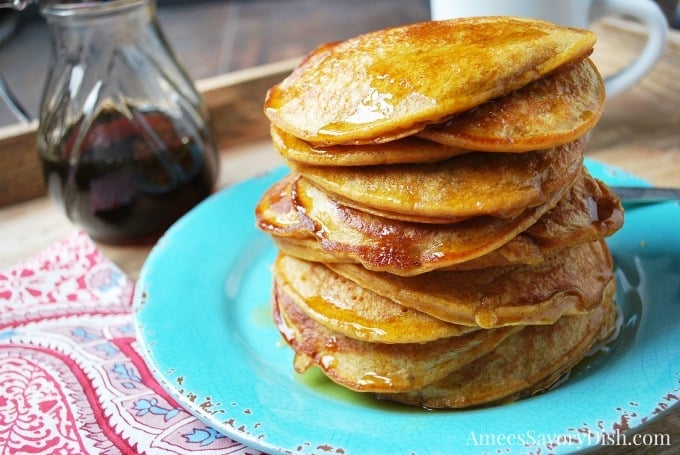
[3,0,220,244]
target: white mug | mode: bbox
[430,0,669,98]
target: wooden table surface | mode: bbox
[0,8,678,454]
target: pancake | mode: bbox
[272,235,550,273]
[521,171,623,249]
[272,125,469,166]
[255,169,621,275]
[264,17,596,145]
[288,137,584,223]
[273,281,519,393]
[327,240,614,328]
[273,253,475,343]
[254,176,316,239]
[379,284,617,408]
[418,59,605,152]
[260,174,564,273]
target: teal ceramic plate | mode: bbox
[133,159,680,455]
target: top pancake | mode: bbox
[264,16,596,145]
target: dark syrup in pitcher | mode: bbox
[41,108,219,244]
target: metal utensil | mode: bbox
[610,186,680,204]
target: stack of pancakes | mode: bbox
[255,16,623,408]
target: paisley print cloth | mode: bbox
[0,230,261,454]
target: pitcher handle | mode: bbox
[592,0,669,98]
[0,74,31,123]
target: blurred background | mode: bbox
[0,0,676,128]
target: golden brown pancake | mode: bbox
[260,173,564,273]
[273,253,475,343]
[379,285,617,408]
[254,177,315,239]
[273,282,519,393]
[288,137,584,223]
[418,59,605,152]
[264,17,596,145]
[521,171,623,249]
[272,125,469,166]
[255,169,621,275]
[328,240,614,328]
[271,235,550,273]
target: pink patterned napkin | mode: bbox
[0,231,262,455]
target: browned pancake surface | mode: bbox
[255,169,621,275]
[254,177,314,239]
[273,253,475,343]
[273,282,519,393]
[264,17,596,145]
[289,137,584,223]
[272,125,469,166]
[328,241,614,328]
[380,286,617,408]
[418,59,605,152]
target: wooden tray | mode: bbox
[1,19,678,209]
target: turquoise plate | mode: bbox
[133,159,680,454]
